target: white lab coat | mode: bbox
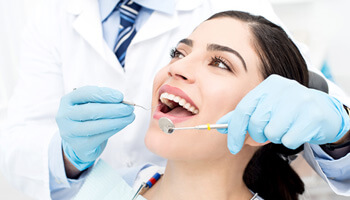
[1,0,349,199]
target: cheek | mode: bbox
[201,81,246,121]
[152,66,169,93]
[151,66,170,107]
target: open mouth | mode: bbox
[159,92,199,117]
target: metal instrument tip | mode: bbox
[158,117,175,134]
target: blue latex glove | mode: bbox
[56,86,135,171]
[217,75,350,154]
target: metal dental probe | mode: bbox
[122,100,151,110]
[72,88,152,110]
[158,117,228,134]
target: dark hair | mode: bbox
[207,11,308,200]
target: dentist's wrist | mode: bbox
[320,104,350,158]
[62,141,95,173]
[331,130,350,145]
[62,150,84,179]
[321,135,350,159]
[328,102,350,143]
[332,105,350,145]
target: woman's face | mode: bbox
[145,17,264,161]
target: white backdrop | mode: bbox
[271,0,350,96]
[0,0,43,128]
[0,1,43,199]
[0,0,349,199]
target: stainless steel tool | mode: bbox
[158,117,228,134]
[122,100,150,110]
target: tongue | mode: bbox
[167,106,193,117]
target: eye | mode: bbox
[209,56,232,72]
[170,48,185,59]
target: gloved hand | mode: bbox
[217,75,350,154]
[56,86,135,171]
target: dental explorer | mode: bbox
[72,88,150,110]
[122,100,150,110]
[158,117,228,134]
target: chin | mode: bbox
[145,121,171,158]
[145,120,191,160]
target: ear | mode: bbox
[244,132,270,147]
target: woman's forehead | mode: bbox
[186,17,262,78]
[188,17,252,47]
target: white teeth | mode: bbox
[159,92,199,114]
[173,96,180,103]
[160,93,167,99]
[189,106,195,112]
[168,94,175,100]
[160,96,175,108]
[179,99,186,106]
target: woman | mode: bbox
[75,11,307,200]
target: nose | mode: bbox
[168,58,196,83]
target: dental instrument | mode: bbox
[131,172,162,200]
[122,100,150,110]
[73,88,151,110]
[158,117,228,134]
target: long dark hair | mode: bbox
[207,11,308,200]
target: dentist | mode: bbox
[1,0,349,199]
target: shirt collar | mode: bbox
[99,0,176,22]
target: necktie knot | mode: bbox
[115,0,142,67]
[119,1,141,28]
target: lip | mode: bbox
[153,84,198,124]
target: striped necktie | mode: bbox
[114,0,141,67]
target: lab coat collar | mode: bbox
[65,0,84,15]
[97,0,202,20]
[134,0,176,15]
[99,0,176,23]
[131,0,203,44]
[64,0,203,71]
[65,0,123,72]
[65,0,203,16]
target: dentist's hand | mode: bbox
[56,86,135,171]
[217,75,350,154]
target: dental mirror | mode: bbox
[158,117,228,134]
[159,117,175,134]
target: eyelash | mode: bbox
[209,56,232,72]
[170,48,184,59]
[169,48,233,72]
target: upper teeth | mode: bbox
[160,92,199,114]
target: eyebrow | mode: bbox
[178,38,247,71]
[178,38,193,47]
[207,44,247,71]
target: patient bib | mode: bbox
[73,160,146,200]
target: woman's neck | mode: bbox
[144,155,254,200]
